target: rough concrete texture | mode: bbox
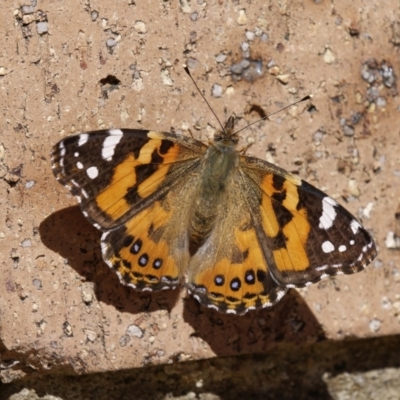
[1,0,400,396]
[2,336,400,399]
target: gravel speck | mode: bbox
[211,84,222,98]
[91,10,99,21]
[36,22,48,35]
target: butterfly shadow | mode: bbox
[182,289,326,357]
[39,206,181,315]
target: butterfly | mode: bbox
[51,103,377,315]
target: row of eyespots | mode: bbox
[123,235,163,270]
[214,269,265,292]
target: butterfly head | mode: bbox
[213,116,239,149]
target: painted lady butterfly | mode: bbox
[51,86,376,314]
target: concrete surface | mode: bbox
[1,0,400,397]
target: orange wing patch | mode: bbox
[102,200,181,291]
[259,173,311,273]
[190,216,287,314]
[96,138,181,221]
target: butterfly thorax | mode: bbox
[188,126,239,253]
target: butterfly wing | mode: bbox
[239,155,377,287]
[51,129,207,291]
[187,172,288,315]
[187,153,376,315]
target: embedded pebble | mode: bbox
[381,296,392,310]
[82,291,93,304]
[381,63,395,88]
[350,112,363,125]
[212,84,222,98]
[313,130,324,143]
[385,231,400,249]
[269,65,280,75]
[245,31,255,41]
[369,318,381,333]
[85,329,97,342]
[376,97,386,108]
[91,10,99,21]
[186,57,198,69]
[260,33,269,42]
[190,11,198,21]
[63,322,73,337]
[215,53,227,63]
[342,124,355,137]
[127,324,144,338]
[231,59,250,74]
[348,179,360,197]
[0,68,5,76]
[323,48,335,64]
[362,202,374,219]
[36,22,48,35]
[237,9,247,25]
[277,74,289,84]
[242,60,263,82]
[366,86,379,102]
[133,20,146,33]
[160,69,173,86]
[21,239,32,248]
[25,180,35,189]
[254,27,262,37]
[32,279,42,290]
[106,38,117,48]
[241,42,250,52]
[23,14,35,24]
[22,5,35,14]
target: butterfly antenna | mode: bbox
[233,95,312,136]
[184,66,225,133]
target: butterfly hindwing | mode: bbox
[101,178,199,291]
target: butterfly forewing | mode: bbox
[51,129,206,230]
[239,155,377,288]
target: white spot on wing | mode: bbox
[59,142,66,156]
[350,240,355,245]
[76,161,84,169]
[78,133,89,146]
[81,188,89,199]
[322,240,335,253]
[102,129,123,161]
[74,152,79,157]
[86,166,99,179]
[351,219,361,234]
[319,197,337,230]
[338,245,347,252]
